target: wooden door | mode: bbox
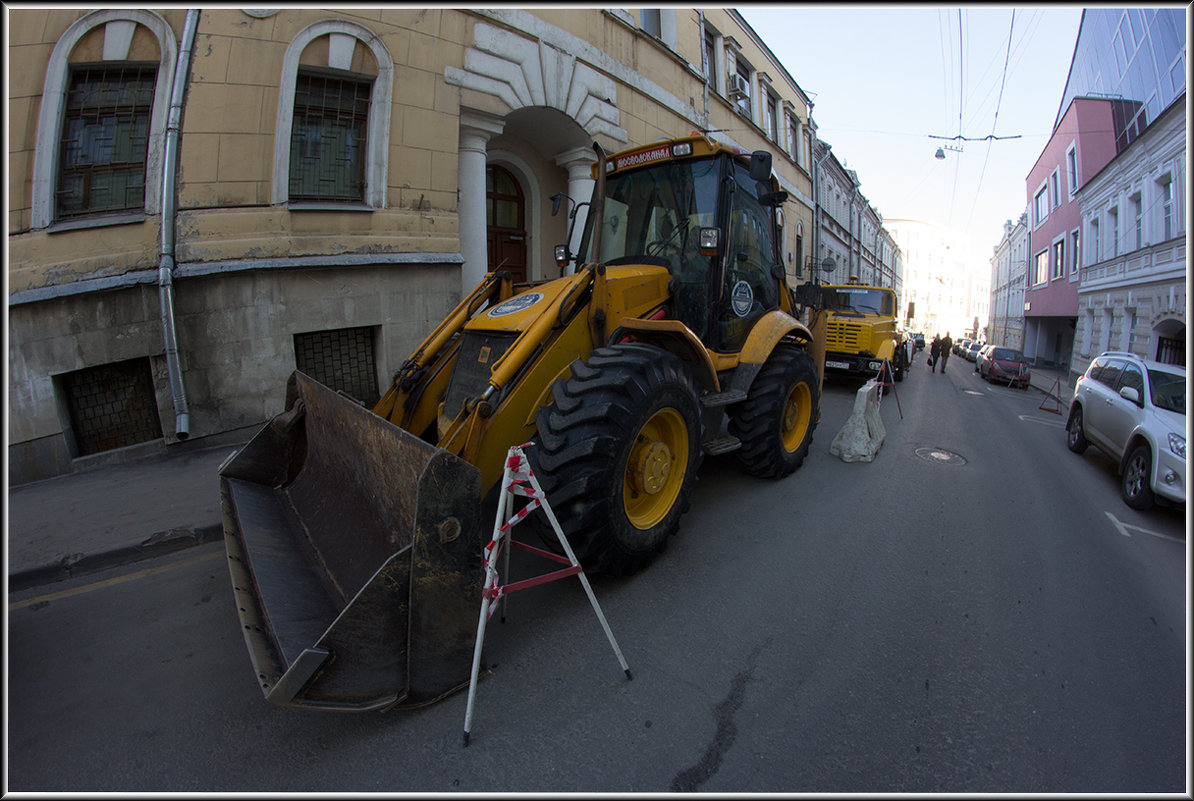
[485,165,527,283]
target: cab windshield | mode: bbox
[576,157,721,270]
[822,287,895,316]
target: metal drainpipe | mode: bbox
[158,9,200,440]
[697,10,709,119]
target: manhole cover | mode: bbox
[915,447,967,465]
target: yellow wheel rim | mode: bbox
[780,382,812,453]
[623,408,689,530]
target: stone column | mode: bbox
[458,110,506,293]
[555,147,596,273]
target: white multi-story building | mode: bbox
[1074,91,1186,369]
[988,211,1029,349]
[887,218,988,341]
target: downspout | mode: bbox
[697,10,710,119]
[158,9,200,440]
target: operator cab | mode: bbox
[563,136,788,353]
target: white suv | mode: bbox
[1066,351,1186,509]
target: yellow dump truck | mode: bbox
[219,134,822,711]
[819,277,908,387]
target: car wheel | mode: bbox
[1121,444,1155,510]
[1066,407,1088,453]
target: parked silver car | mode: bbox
[1066,351,1186,509]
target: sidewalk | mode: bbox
[7,441,243,592]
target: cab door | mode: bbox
[714,160,779,352]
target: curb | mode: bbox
[7,523,225,594]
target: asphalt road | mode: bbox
[7,355,1187,793]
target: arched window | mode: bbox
[273,21,393,208]
[31,10,177,229]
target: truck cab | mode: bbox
[819,277,907,383]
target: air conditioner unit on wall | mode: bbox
[728,72,750,99]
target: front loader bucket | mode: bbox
[219,371,484,711]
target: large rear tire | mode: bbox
[728,345,819,479]
[531,343,703,576]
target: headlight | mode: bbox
[1168,433,1185,460]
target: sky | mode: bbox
[737,5,1085,264]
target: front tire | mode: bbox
[1122,443,1155,510]
[532,343,702,576]
[729,345,820,478]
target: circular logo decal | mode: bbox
[730,280,754,317]
[488,292,545,318]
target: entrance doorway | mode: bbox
[486,165,527,283]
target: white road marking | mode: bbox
[1104,511,1184,543]
[1018,414,1065,428]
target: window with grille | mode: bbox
[59,358,162,456]
[56,63,156,220]
[288,68,372,202]
[294,326,379,406]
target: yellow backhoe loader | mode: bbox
[220,134,823,712]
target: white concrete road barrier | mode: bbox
[829,379,886,463]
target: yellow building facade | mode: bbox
[7,8,816,482]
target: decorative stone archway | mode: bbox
[447,21,629,290]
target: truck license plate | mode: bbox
[826,360,849,369]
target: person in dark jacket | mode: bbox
[939,332,953,373]
[929,335,941,372]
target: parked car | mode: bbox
[1066,351,1186,509]
[964,341,984,361]
[953,338,970,356]
[914,332,925,351]
[973,344,993,372]
[978,346,1031,389]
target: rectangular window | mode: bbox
[1070,229,1080,275]
[764,91,779,142]
[1130,191,1142,249]
[1050,170,1061,209]
[1089,218,1100,263]
[1034,249,1049,286]
[289,68,372,203]
[58,358,162,456]
[703,30,717,82]
[1158,176,1174,241]
[733,62,752,117]
[640,9,662,38]
[1066,146,1078,196]
[56,63,157,220]
[1108,206,1119,256]
[1034,187,1048,227]
[1052,239,1065,280]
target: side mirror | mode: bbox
[1119,386,1142,405]
[749,151,772,182]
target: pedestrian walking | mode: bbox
[929,335,940,372]
[939,332,953,373]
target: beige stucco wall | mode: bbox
[7,7,822,482]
